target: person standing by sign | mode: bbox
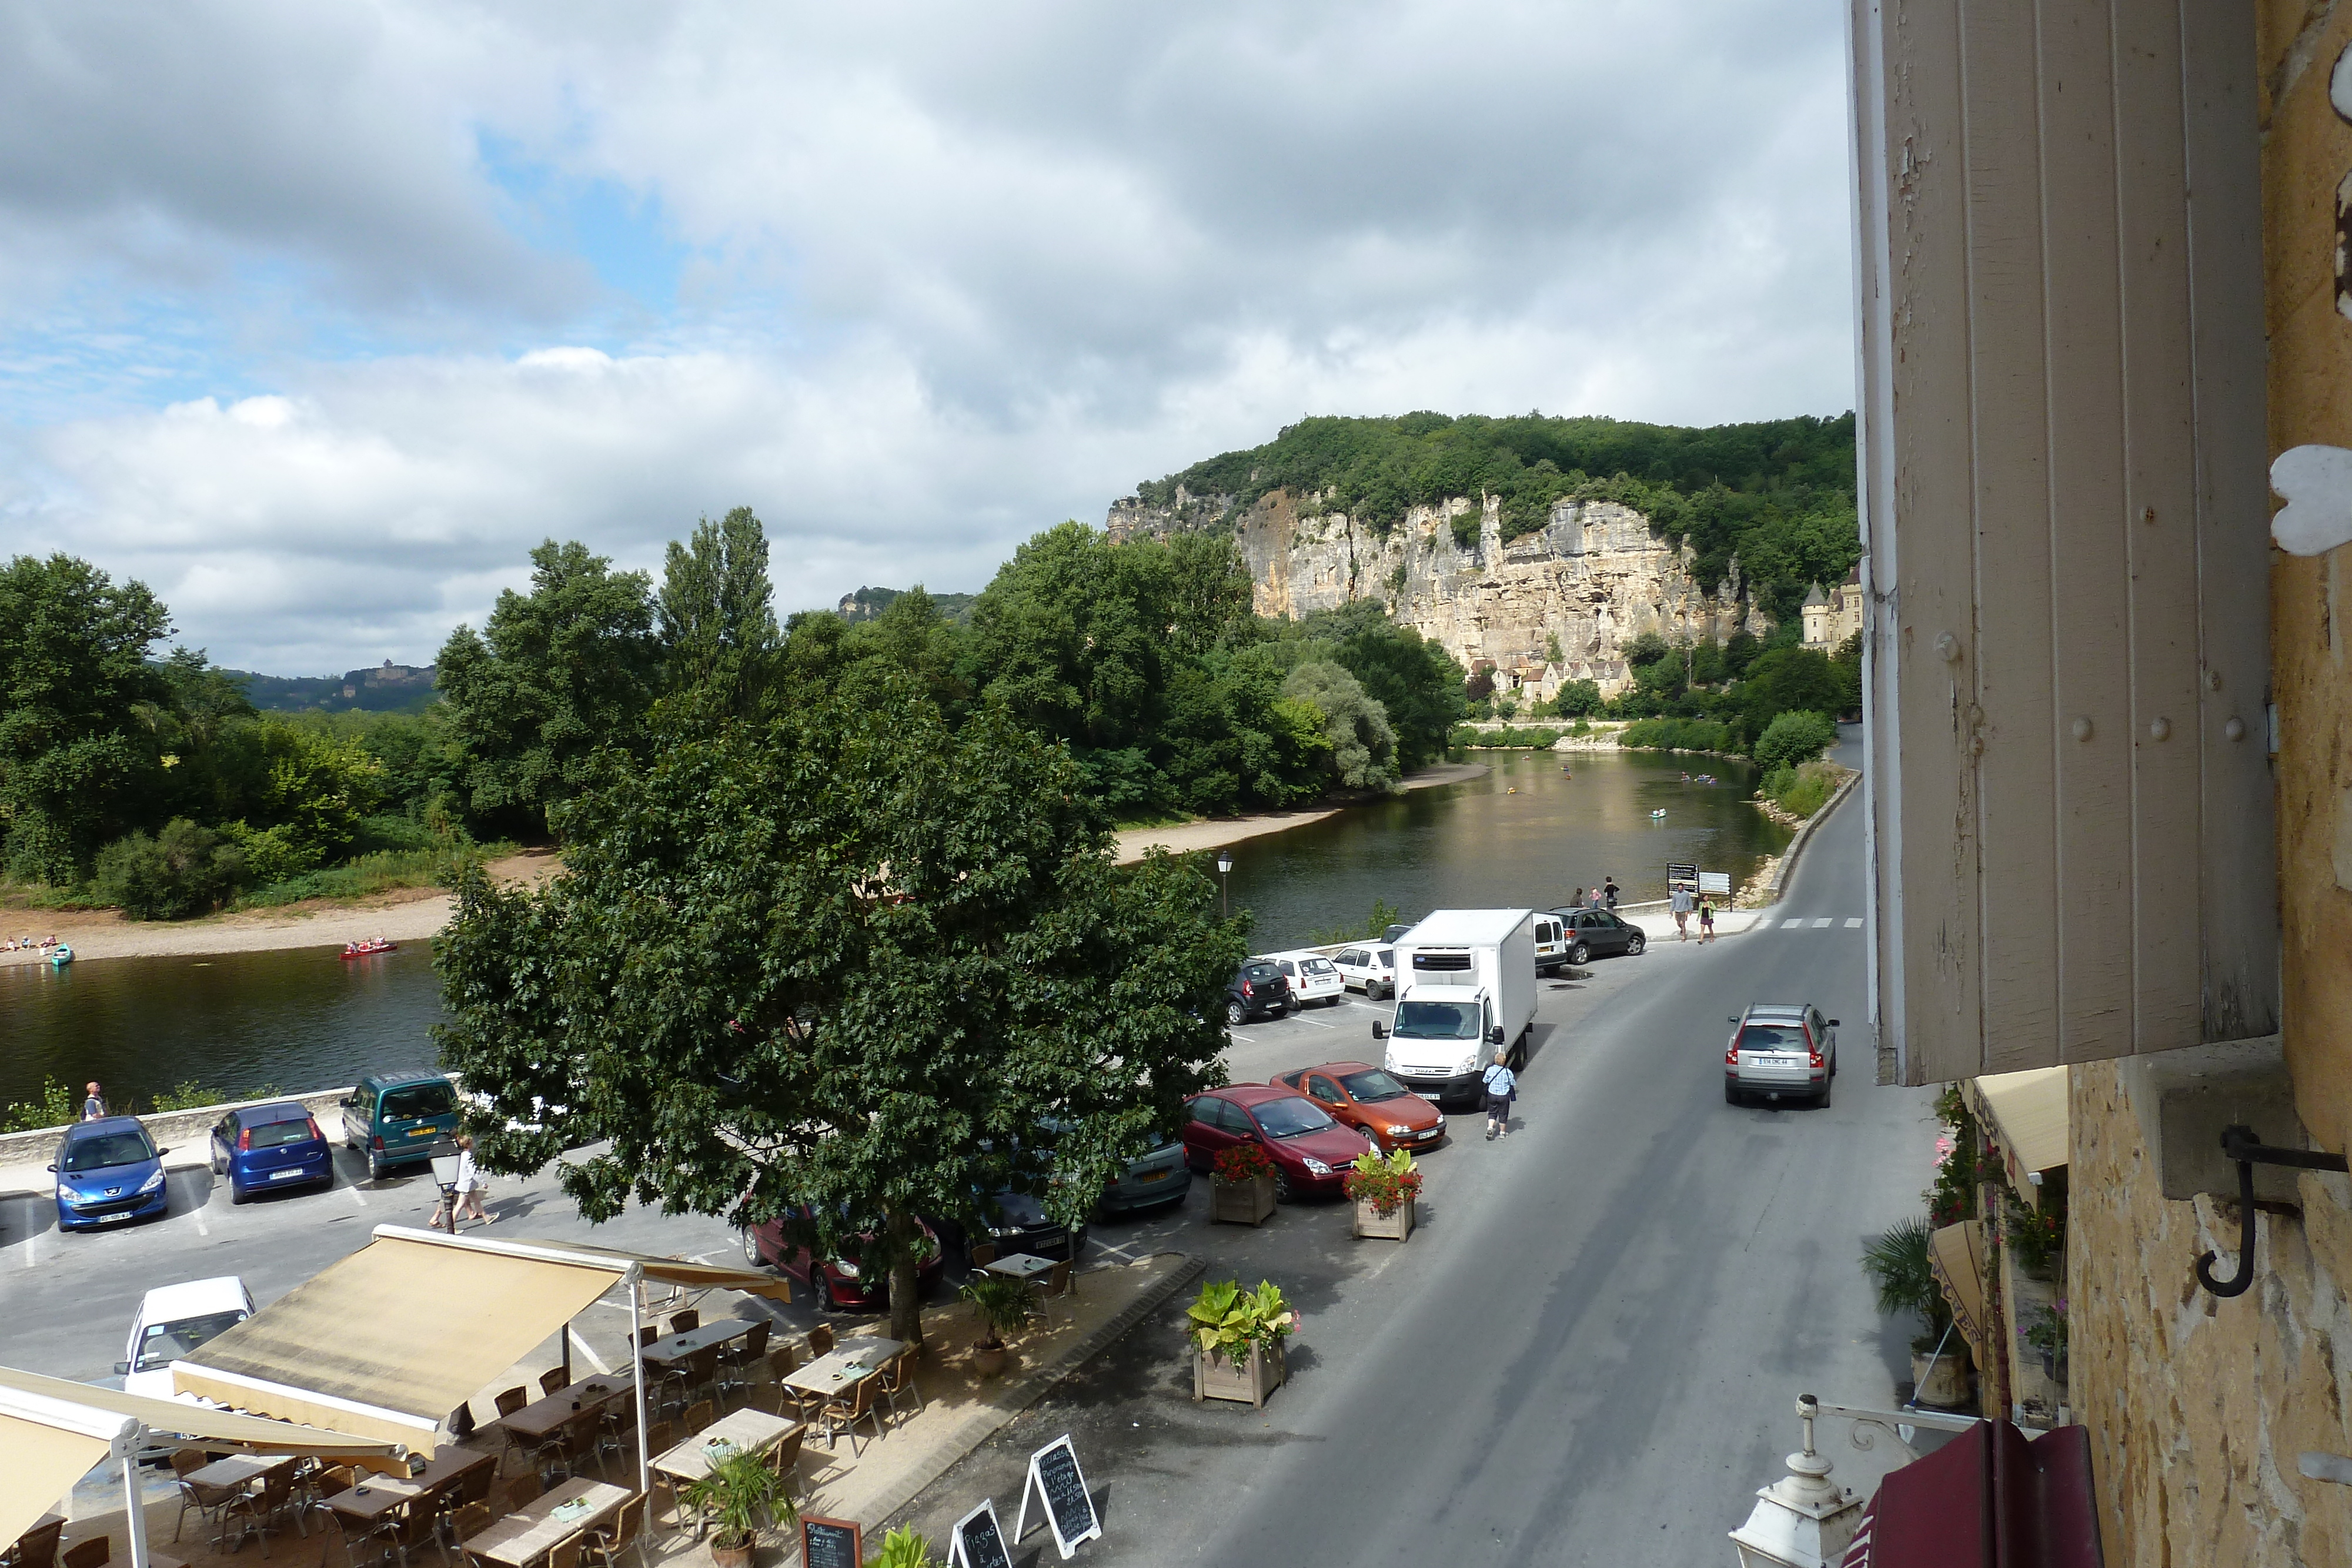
[1698,897,1716,942]
[1670,885,1694,941]
[1481,1055,1517,1140]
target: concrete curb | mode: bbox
[869,1251,1208,1532]
[1759,767,1864,905]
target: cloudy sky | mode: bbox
[0,1,1853,675]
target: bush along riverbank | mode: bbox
[1756,760,1850,825]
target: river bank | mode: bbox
[0,765,1492,967]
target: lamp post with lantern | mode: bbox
[1215,849,1234,920]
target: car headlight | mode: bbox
[1385,1124,1414,1136]
[1301,1157,1332,1176]
[139,1169,166,1194]
[1455,1053,1479,1076]
[833,1260,860,1279]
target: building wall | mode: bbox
[2067,3,2352,1560]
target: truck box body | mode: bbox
[1382,909,1538,1107]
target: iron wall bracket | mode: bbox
[2193,1125,2348,1298]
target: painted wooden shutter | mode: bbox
[1849,0,2276,1084]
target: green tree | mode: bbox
[1279,661,1396,791]
[1735,647,1847,743]
[434,681,1241,1348]
[660,507,780,716]
[1754,709,1839,770]
[95,818,242,919]
[436,540,659,837]
[0,554,175,880]
[1298,601,1466,768]
[1551,680,1602,717]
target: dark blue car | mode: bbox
[52,1117,169,1231]
[208,1101,333,1203]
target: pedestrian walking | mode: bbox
[454,1134,490,1225]
[81,1082,106,1121]
[1698,898,1716,942]
[1671,885,1694,940]
[1602,876,1621,910]
[1481,1054,1518,1141]
[1586,885,1602,909]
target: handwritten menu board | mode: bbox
[1012,1435,1102,1560]
[800,1516,861,1568]
[948,1500,1011,1568]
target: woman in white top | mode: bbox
[454,1134,490,1225]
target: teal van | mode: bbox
[340,1071,459,1179]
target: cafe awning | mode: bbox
[1838,1420,2102,1565]
[1929,1219,1992,1363]
[172,1227,784,1450]
[1965,1067,2070,1208]
[0,1366,396,1547]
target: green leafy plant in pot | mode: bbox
[1342,1148,1422,1217]
[679,1445,794,1568]
[1861,1216,1972,1406]
[961,1273,1033,1377]
[867,1526,936,1567]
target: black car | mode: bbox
[1548,906,1647,963]
[1226,959,1292,1024]
[930,1188,1088,1263]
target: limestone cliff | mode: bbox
[1107,488,1768,694]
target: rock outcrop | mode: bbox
[1107,489,1768,694]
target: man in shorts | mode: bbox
[1671,885,1694,940]
[1481,1055,1518,1140]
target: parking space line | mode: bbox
[1751,918,1773,930]
[1845,917,1863,928]
[1812,918,1834,928]
[346,1184,368,1208]
[569,1329,611,1374]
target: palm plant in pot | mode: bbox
[679,1445,794,1568]
[961,1273,1033,1378]
[1861,1216,1972,1409]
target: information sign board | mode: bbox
[1011,1435,1102,1560]
[948,1499,1011,1568]
[800,1516,861,1568]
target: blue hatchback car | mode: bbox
[52,1116,169,1231]
[208,1101,333,1203]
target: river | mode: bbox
[0,747,1786,1114]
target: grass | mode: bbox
[231,842,517,911]
[1616,717,1734,754]
[1449,724,1564,750]
[1760,760,1845,820]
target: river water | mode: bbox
[0,748,1786,1114]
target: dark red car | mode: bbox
[1181,1085,1379,1200]
[740,1203,946,1312]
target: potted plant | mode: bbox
[2020,1298,2068,1384]
[679,1444,794,1568]
[1187,1278,1299,1408]
[868,1526,935,1566]
[960,1273,1032,1378]
[1210,1142,1278,1225]
[1344,1148,1421,1241]
[1860,1217,1973,1409]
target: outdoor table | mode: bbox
[320,1448,496,1527]
[649,1409,801,1483]
[636,1319,757,1369]
[780,1337,903,1403]
[983,1253,1054,1283]
[500,1373,636,1442]
[186,1454,299,1492]
[459,1478,631,1568]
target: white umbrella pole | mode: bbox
[121,1450,151,1568]
[632,1279,650,1497]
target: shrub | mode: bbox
[1551,680,1603,717]
[94,819,243,920]
[233,842,513,910]
[1451,724,1562,750]
[1860,1217,1955,1353]
[1185,1278,1299,1359]
[0,1077,76,1133]
[1754,708,1839,769]
[1760,760,1842,820]
[1617,717,1732,753]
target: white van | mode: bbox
[116,1276,253,1399]
[1532,911,1569,974]
[1374,910,1539,1108]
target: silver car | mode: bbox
[1724,1003,1839,1107]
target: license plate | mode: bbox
[271,1168,305,1180]
[1137,1169,1170,1183]
[1759,1055,1800,1067]
[100,1211,132,1222]
[407,1128,436,1138]
[1416,1092,1442,1102]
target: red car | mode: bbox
[740,1203,946,1312]
[1274,1061,1447,1152]
[1181,1085,1379,1200]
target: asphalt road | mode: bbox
[900,738,1940,1565]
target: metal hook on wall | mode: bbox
[2193,1125,2348,1299]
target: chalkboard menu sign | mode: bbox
[1011,1435,1102,1560]
[948,1500,1011,1568]
[800,1516,861,1568]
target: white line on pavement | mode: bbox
[1751,918,1772,930]
[347,1184,368,1209]
[1812,918,1834,929]
[569,1329,611,1374]
[1845,917,1863,928]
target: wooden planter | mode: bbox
[1194,1339,1287,1407]
[1352,1194,1415,1241]
[1210,1173,1277,1225]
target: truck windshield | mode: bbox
[1393,1001,1481,1039]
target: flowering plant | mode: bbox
[1341,1148,1422,1216]
[1212,1143,1276,1183]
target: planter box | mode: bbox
[1194,1339,1287,1407]
[1352,1194,1415,1241]
[1910,1348,1972,1410]
[1210,1173,1277,1226]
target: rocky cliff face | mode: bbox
[1107,489,1767,691]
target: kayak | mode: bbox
[48,945,72,967]
[340,941,398,958]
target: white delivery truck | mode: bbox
[1372,908,1539,1109]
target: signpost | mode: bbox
[1699,871,1731,897]
[800,1516,862,1568]
[947,1500,1013,1568]
[1666,862,1698,892]
[1012,1435,1102,1560]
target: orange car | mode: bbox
[1274,1061,1448,1152]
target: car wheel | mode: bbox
[1225,999,1247,1026]
[1816,1082,1834,1109]
[1725,1081,1742,1105]
[365,1151,383,1181]
[1627,932,1646,955]
[1272,1169,1295,1203]
[229,1182,246,1206]
[1568,942,1591,965]
[816,1273,839,1312]
[741,1228,764,1268]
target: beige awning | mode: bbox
[1965,1067,2070,1208]
[173,1228,786,1450]
[1930,1219,1992,1364]
[0,1366,396,1547]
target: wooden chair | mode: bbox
[446,1504,492,1559]
[493,1388,529,1419]
[539,1368,570,1397]
[717,1320,770,1402]
[223,1468,302,1559]
[594,1390,637,1473]
[803,1324,834,1359]
[764,1425,807,1501]
[815,1375,883,1457]
[546,1540,579,1568]
[5,1527,61,1568]
[665,1311,699,1338]
[552,1410,606,1483]
[60,1539,107,1568]
[171,1450,242,1546]
[681,1400,713,1437]
[496,1475,541,1514]
[586,1498,646,1568]
[759,1346,803,1417]
[1031,1259,1074,1325]
[967,1241,999,1268]
[372,1505,445,1568]
[303,1464,357,1530]
[876,1350,924,1424]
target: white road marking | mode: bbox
[1287,1013,1338,1030]
[1750,919,1772,930]
[1845,917,1863,928]
[347,1184,369,1209]
[1812,918,1834,929]
[569,1329,612,1374]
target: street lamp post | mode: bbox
[1216,850,1234,920]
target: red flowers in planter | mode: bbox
[1214,1143,1277,1183]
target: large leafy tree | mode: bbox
[0,554,175,880]
[435,680,1241,1346]
[436,540,659,838]
[659,507,781,716]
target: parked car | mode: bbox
[1548,905,1647,964]
[1257,951,1345,1008]
[740,1202,947,1310]
[932,1186,1088,1263]
[1181,1085,1378,1201]
[208,1101,333,1203]
[51,1117,169,1232]
[339,1071,460,1180]
[1274,1061,1448,1152]
[1330,944,1398,999]
[1381,921,1418,944]
[1226,959,1292,1024]
[1098,1132,1193,1215]
[1532,911,1570,974]
[115,1277,253,1398]
[1725,1003,1840,1107]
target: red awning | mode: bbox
[1837,1420,2102,1566]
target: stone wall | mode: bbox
[1107,488,1769,691]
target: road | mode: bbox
[898,733,1940,1564]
